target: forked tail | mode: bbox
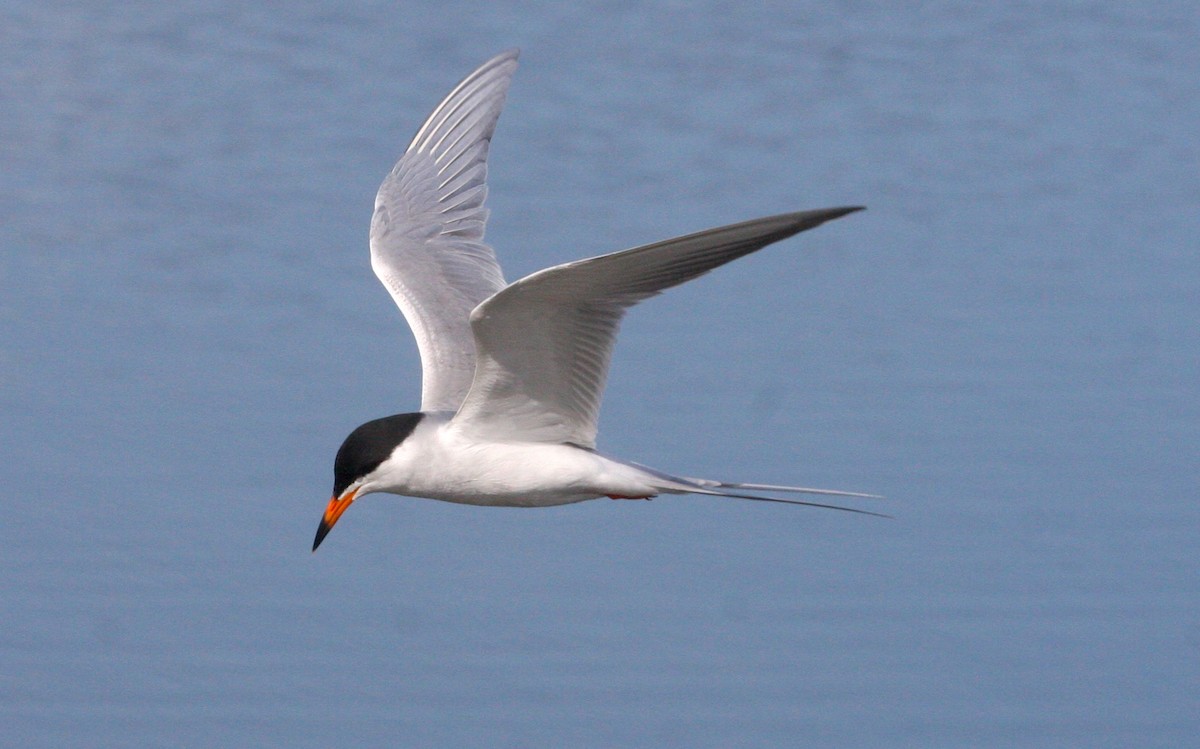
[627,461,889,518]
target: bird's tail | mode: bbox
[624,461,889,518]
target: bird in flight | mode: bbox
[313,49,878,551]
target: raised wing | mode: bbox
[369,50,518,412]
[451,207,864,447]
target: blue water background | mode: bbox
[2,2,1197,746]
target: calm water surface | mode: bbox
[2,2,1197,747]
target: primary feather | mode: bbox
[369,49,518,412]
[453,208,863,447]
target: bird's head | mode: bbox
[312,412,425,551]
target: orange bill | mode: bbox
[312,490,356,552]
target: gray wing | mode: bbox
[369,50,518,412]
[450,207,864,447]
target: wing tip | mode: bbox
[405,50,523,159]
[789,205,865,230]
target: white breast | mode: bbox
[363,413,655,507]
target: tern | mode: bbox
[313,49,878,551]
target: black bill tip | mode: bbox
[312,520,332,552]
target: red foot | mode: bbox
[607,493,653,500]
